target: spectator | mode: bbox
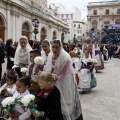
[6,39,15,71]
[32,40,41,52]
[0,38,6,81]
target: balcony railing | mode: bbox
[7,0,68,28]
[9,0,47,18]
[88,1,120,6]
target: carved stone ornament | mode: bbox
[48,23,52,28]
[87,16,91,21]
[10,11,20,17]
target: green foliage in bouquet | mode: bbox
[33,28,39,34]
[21,94,41,116]
[2,97,21,116]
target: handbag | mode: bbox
[90,72,97,89]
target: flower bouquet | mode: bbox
[1,97,19,117]
[34,57,44,72]
[34,56,44,65]
[91,59,98,66]
[21,94,41,116]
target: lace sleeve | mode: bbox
[58,61,71,81]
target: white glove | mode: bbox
[10,57,14,61]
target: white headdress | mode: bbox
[41,39,52,62]
[14,36,32,65]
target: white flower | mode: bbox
[2,97,15,107]
[7,88,12,92]
[29,94,35,101]
[34,57,44,65]
[92,59,98,64]
[12,65,19,69]
[21,67,28,73]
[21,94,35,107]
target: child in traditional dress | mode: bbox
[69,51,80,85]
[32,71,64,120]
[78,50,94,93]
[14,36,32,68]
[0,74,16,101]
[10,76,31,120]
[29,49,44,95]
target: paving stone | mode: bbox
[80,58,120,120]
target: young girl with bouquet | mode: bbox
[0,74,16,102]
[78,50,97,93]
[32,71,64,120]
[9,76,31,120]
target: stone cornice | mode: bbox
[3,0,69,30]
[87,4,120,8]
[87,15,120,17]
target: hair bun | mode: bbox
[52,74,58,81]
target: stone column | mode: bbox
[48,23,52,41]
[15,14,21,41]
[6,8,12,39]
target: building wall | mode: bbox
[87,0,120,41]
[73,21,87,42]
[57,5,83,41]
[0,0,68,42]
[87,1,120,30]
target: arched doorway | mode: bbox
[92,20,97,29]
[0,16,5,41]
[104,20,110,25]
[22,22,30,40]
[53,31,57,40]
[41,27,47,41]
[115,19,120,24]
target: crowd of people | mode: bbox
[0,36,119,120]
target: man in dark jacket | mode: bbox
[0,38,6,81]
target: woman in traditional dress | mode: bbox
[94,42,104,72]
[81,37,95,59]
[14,36,32,68]
[41,40,51,70]
[78,50,97,93]
[46,40,83,120]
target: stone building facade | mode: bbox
[87,0,120,41]
[0,0,69,42]
[73,21,87,43]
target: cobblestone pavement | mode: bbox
[2,58,120,120]
[80,58,120,120]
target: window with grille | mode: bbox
[92,23,97,29]
[117,9,120,14]
[106,9,109,14]
[93,10,97,15]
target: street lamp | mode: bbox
[82,34,84,44]
[32,18,39,40]
[73,34,77,44]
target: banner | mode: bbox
[106,34,120,43]
[89,29,96,43]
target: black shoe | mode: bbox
[81,91,86,94]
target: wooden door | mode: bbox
[22,31,30,40]
[41,34,46,41]
[53,37,57,40]
[0,27,5,41]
